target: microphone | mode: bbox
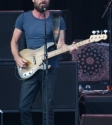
[42,6,46,11]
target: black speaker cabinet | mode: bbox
[0,63,21,110]
[81,94,112,114]
[0,61,78,125]
[0,61,78,111]
[0,11,25,62]
[80,114,112,125]
[54,61,78,110]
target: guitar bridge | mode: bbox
[33,56,36,64]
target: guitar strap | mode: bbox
[52,13,60,45]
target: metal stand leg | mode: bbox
[0,110,3,125]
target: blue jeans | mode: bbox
[19,68,58,125]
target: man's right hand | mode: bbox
[15,56,27,68]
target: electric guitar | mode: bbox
[17,32,108,79]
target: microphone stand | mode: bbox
[102,0,112,92]
[102,0,112,18]
[42,8,49,125]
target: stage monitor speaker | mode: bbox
[80,114,112,125]
[0,11,25,62]
[82,94,112,114]
[0,61,78,111]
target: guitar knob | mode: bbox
[103,30,108,34]
[92,30,96,34]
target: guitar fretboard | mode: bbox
[48,39,90,59]
[76,39,90,47]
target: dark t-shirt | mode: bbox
[15,11,66,68]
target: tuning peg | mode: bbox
[92,30,96,34]
[103,30,108,34]
[96,30,100,34]
[100,30,103,34]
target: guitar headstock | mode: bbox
[90,30,108,42]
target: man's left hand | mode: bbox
[68,42,78,53]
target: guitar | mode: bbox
[17,33,108,79]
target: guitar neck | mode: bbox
[48,39,90,59]
[75,39,90,47]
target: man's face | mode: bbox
[32,0,50,12]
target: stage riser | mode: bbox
[0,112,75,125]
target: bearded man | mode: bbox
[11,0,76,125]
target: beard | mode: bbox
[33,1,50,12]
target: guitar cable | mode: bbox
[15,66,25,81]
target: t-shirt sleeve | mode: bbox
[14,13,24,31]
[60,16,66,30]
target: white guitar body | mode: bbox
[17,42,54,79]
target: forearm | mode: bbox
[11,40,20,61]
[10,28,22,61]
[56,30,66,49]
[57,42,66,49]
[11,39,27,68]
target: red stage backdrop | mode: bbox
[72,43,109,82]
